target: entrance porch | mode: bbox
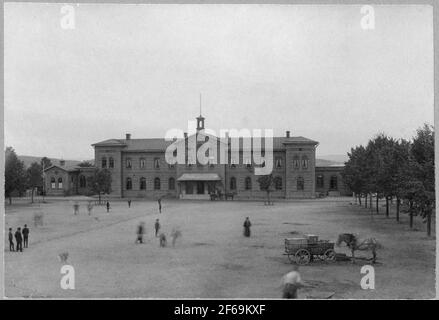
[177,173,222,200]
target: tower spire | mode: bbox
[196,94,205,131]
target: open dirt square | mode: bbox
[4,197,435,299]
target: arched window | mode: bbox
[230,177,237,190]
[126,177,132,190]
[330,176,338,190]
[79,175,86,188]
[140,177,146,190]
[126,158,132,169]
[58,177,63,189]
[154,158,160,169]
[101,157,107,168]
[50,177,56,189]
[316,175,324,188]
[140,158,146,169]
[275,157,282,169]
[109,157,114,168]
[169,177,175,190]
[297,176,304,191]
[245,177,252,190]
[154,177,161,190]
[293,156,300,170]
[301,156,309,169]
[274,177,283,190]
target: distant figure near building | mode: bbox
[73,202,79,215]
[170,228,182,247]
[106,201,110,213]
[22,224,30,248]
[8,228,14,251]
[136,222,145,244]
[128,199,131,208]
[243,217,252,237]
[158,198,162,213]
[282,265,303,299]
[154,219,161,237]
[15,228,23,252]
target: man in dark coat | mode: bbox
[128,199,131,208]
[106,201,110,213]
[243,217,252,237]
[154,219,161,237]
[22,224,30,248]
[158,198,162,213]
[8,228,14,251]
[15,228,23,252]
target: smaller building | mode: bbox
[43,160,95,196]
[315,166,351,197]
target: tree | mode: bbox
[257,174,276,205]
[5,147,27,204]
[87,169,112,204]
[409,124,435,236]
[40,157,52,169]
[26,162,43,203]
[78,161,94,167]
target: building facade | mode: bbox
[86,115,350,199]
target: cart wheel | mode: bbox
[324,249,336,261]
[295,249,311,265]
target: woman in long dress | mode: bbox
[243,217,252,237]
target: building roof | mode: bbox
[44,164,96,173]
[177,173,222,181]
[92,135,318,152]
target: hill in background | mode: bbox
[18,155,93,168]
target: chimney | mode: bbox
[184,132,188,139]
[126,133,131,140]
[59,159,65,166]
[286,131,291,138]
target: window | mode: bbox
[316,175,324,188]
[245,177,252,190]
[51,177,56,189]
[126,158,132,169]
[293,157,300,170]
[275,157,282,169]
[274,177,282,190]
[154,158,160,169]
[297,176,304,191]
[140,158,146,169]
[230,177,237,190]
[154,177,161,190]
[101,157,107,168]
[109,157,114,168]
[79,175,86,188]
[140,177,146,190]
[126,178,132,190]
[301,156,309,169]
[330,176,338,190]
[169,178,175,190]
[58,177,63,189]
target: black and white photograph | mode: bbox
[1,1,436,302]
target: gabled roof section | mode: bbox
[91,139,127,147]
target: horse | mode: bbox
[336,233,382,264]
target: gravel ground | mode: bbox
[4,197,435,299]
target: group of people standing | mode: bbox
[8,225,30,252]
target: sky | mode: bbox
[4,3,434,160]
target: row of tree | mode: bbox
[341,124,435,236]
[4,147,111,204]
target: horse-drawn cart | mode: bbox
[284,236,336,265]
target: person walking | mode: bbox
[22,224,30,248]
[87,202,93,215]
[106,201,110,213]
[135,222,145,244]
[15,228,23,252]
[8,228,14,251]
[282,265,303,299]
[128,199,132,208]
[154,219,161,237]
[158,197,162,213]
[243,217,252,237]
